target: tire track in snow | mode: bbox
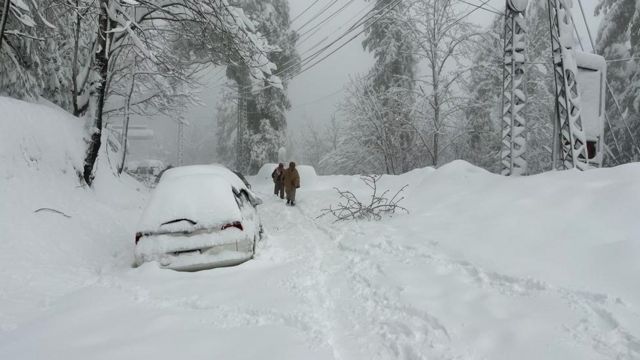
[298,206,462,360]
[258,196,344,358]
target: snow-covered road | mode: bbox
[3,96,640,359]
[2,168,640,359]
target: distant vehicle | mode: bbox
[134,165,263,271]
[126,159,166,184]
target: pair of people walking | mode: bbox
[272,162,300,206]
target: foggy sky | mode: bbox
[134,0,604,166]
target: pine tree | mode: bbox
[215,85,239,168]
[595,0,640,162]
[461,14,503,172]
[361,0,418,174]
[228,0,299,175]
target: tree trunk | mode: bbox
[431,56,440,167]
[235,68,251,174]
[72,0,82,116]
[0,0,11,51]
[83,0,109,185]
[118,64,136,174]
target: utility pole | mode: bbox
[501,0,595,173]
[177,118,185,166]
[547,0,589,170]
[501,0,528,176]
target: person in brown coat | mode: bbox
[271,163,285,199]
[283,161,300,206]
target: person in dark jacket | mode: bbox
[271,163,285,199]
[283,161,300,206]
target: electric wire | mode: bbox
[295,0,403,76]
[297,0,358,40]
[458,0,503,16]
[253,0,377,83]
[290,0,486,94]
[242,0,403,93]
[290,0,322,24]
[297,2,373,56]
[295,0,340,33]
[237,0,496,109]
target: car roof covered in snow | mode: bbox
[138,173,242,232]
[160,164,249,193]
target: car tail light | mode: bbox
[221,221,243,231]
[135,232,143,244]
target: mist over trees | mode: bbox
[2,0,640,179]
[0,0,282,184]
[296,0,640,175]
[218,0,299,174]
[595,0,640,163]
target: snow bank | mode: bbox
[0,97,145,330]
[247,159,640,359]
[402,160,640,305]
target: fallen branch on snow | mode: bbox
[34,208,72,218]
[317,175,408,222]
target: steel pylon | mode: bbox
[547,0,589,170]
[501,6,528,176]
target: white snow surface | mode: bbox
[1,97,640,359]
[137,174,241,232]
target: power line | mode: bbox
[289,0,504,107]
[295,0,341,33]
[295,0,401,70]
[241,0,491,98]
[257,1,373,79]
[288,87,346,111]
[293,1,374,56]
[293,0,403,78]
[442,0,494,34]
[290,0,322,24]
[297,0,358,40]
[244,0,403,92]
[606,57,640,63]
[457,0,503,16]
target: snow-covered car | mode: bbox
[134,165,263,271]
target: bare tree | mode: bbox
[80,0,282,185]
[329,75,421,175]
[0,0,11,50]
[408,0,476,166]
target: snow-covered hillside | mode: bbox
[1,97,639,359]
[0,97,146,330]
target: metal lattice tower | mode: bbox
[501,1,528,176]
[547,0,589,170]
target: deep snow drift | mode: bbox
[1,97,639,359]
[0,97,146,330]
